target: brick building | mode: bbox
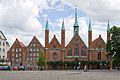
[8,8,110,70]
[7,39,26,67]
[45,8,110,69]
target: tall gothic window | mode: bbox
[81,46,86,56]
[74,46,79,56]
[67,47,72,56]
[98,52,101,60]
[53,53,57,60]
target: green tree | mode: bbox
[106,26,120,66]
[0,58,5,63]
[37,51,46,70]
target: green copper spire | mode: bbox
[107,19,110,31]
[88,19,92,31]
[45,19,49,30]
[45,18,49,30]
[62,19,65,30]
[74,7,79,27]
[73,6,79,36]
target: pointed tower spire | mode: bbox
[45,18,49,30]
[62,19,65,30]
[107,19,110,31]
[107,19,110,40]
[73,5,79,36]
[74,6,79,27]
[88,19,92,31]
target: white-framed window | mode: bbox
[12,53,14,56]
[19,48,21,51]
[37,48,39,51]
[37,53,39,56]
[19,58,21,61]
[16,48,18,52]
[30,53,32,56]
[19,53,21,56]
[0,48,1,52]
[33,53,35,56]
[27,58,29,61]
[33,43,36,47]
[16,59,18,62]
[16,53,18,57]
[30,48,32,51]
[33,48,35,51]
[30,58,32,61]
[33,58,36,61]
[0,42,1,46]
[12,48,14,52]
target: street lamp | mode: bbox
[78,62,81,70]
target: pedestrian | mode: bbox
[84,64,88,72]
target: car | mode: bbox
[3,66,11,70]
[0,66,3,70]
[18,66,25,71]
[13,66,19,70]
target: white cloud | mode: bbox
[61,0,120,22]
[0,0,50,46]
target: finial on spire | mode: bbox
[45,18,49,30]
[62,18,65,30]
[88,19,92,31]
[107,19,110,31]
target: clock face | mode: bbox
[74,37,80,44]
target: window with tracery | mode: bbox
[74,46,79,56]
[81,46,86,56]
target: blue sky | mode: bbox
[0,0,120,47]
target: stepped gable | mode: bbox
[27,36,44,48]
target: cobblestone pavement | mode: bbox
[0,70,120,80]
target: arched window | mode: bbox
[53,53,57,60]
[67,47,72,56]
[74,46,79,56]
[81,46,86,56]
[98,52,101,60]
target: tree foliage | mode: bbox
[106,26,120,65]
[0,58,5,63]
[37,51,46,70]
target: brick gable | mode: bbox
[91,35,106,49]
[49,35,61,49]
